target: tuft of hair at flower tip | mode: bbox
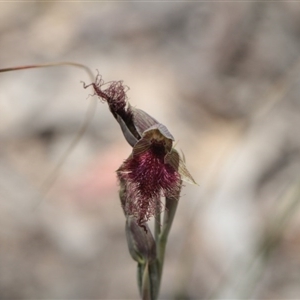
[82,73,141,144]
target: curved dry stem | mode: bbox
[0,62,96,208]
[0,61,94,81]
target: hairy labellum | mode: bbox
[117,129,181,227]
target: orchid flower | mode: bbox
[83,73,196,300]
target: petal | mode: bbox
[141,126,174,153]
[143,123,174,142]
[131,106,160,135]
[117,114,138,147]
[132,138,151,156]
[165,148,197,185]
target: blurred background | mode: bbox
[1,1,300,299]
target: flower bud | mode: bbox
[125,217,156,264]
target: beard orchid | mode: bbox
[83,72,195,230]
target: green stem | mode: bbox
[155,202,161,244]
[154,189,181,298]
[137,263,144,297]
[142,263,151,300]
[161,196,179,241]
